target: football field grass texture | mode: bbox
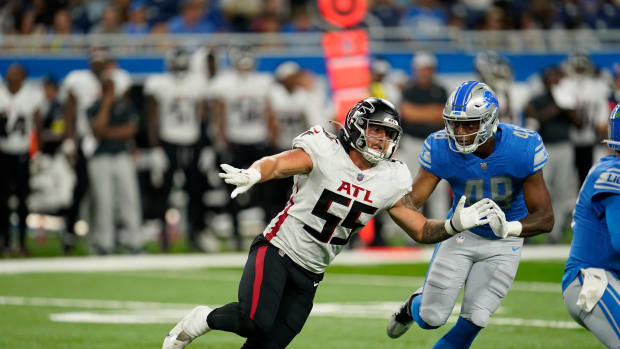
[0,261,603,349]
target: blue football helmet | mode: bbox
[343,97,402,164]
[443,81,499,154]
[603,104,620,151]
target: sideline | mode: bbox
[0,245,570,274]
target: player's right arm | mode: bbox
[219,148,313,198]
[250,148,313,182]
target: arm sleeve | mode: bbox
[603,194,620,254]
[531,133,548,174]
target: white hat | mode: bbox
[275,61,300,80]
[412,52,437,69]
[371,59,391,75]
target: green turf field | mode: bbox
[0,260,602,349]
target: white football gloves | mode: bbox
[487,201,523,238]
[445,196,494,235]
[219,164,262,199]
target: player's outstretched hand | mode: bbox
[219,164,261,199]
[445,196,494,235]
[487,200,523,238]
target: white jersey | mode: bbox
[263,126,412,273]
[0,83,43,154]
[210,70,273,145]
[59,69,132,138]
[268,84,312,150]
[553,74,610,145]
[144,73,207,145]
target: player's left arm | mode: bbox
[517,170,554,237]
[389,195,494,244]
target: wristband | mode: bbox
[444,219,458,236]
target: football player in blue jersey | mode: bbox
[562,104,620,349]
[386,81,554,348]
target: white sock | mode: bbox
[182,305,212,338]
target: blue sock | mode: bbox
[410,293,439,330]
[432,317,481,349]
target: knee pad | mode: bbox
[419,306,449,328]
[467,310,490,328]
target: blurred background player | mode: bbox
[0,63,42,256]
[59,47,132,253]
[266,61,325,218]
[369,58,402,107]
[86,74,142,254]
[474,51,521,126]
[398,51,450,220]
[562,104,620,349]
[144,47,209,252]
[553,52,611,186]
[27,75,76,243]
[210,44,277,250]
[525,66,581,243]
[387,81,554,349]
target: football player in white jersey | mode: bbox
[59,47,132,252]
[162,97,496,349]
[210,44,278,250]
[0,63,43,256]
[144,48,209,251]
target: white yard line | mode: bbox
[0,295,578,329]
[0,245,570,274]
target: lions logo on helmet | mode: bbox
[443,81,499,154]
[342,97,402,164]
[604,104,620,151]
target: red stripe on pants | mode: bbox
[250,245,268,319]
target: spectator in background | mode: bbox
[400,0,447,40]
[609,63,620,108]
[281,5,318,33]
[50,8,73,34]
[123,1,150,34]
[369,0,402,27]
[167,0,214,33]
[525,66,580,243]
[20,0,65,34]
[0,63,42,256]
[87,76,142,255]
[89,6,122,34]
[398,51,449,219]
[220,0,261,32]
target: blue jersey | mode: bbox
[562,155,620,291]
[418,123,548,239]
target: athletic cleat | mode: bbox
[386,287,423,338]
[163,305,212,349]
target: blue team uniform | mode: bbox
[563,155,620,291]
[418,123,549,239]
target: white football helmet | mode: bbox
[443,81,499,154]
